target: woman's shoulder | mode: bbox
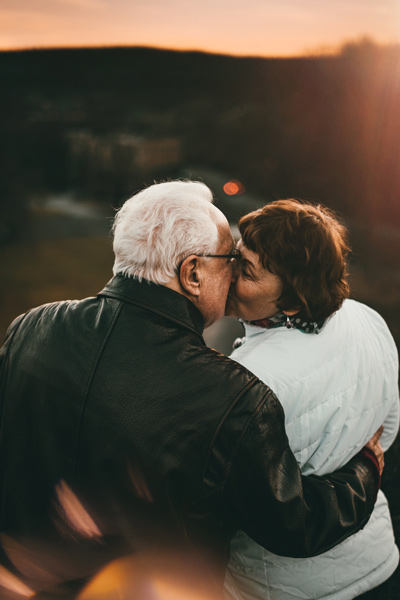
[331,299,396,344]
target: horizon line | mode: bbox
[0,43,326,59]
[1,38,397,59]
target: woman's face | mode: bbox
[225,240,283,321]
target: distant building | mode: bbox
[135,137,182,171]
[68,131,182,173]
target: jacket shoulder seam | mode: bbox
[222,388,276,486]
[202,382,273,489]
[71,298,123,481]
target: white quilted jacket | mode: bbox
[225,299,399,600]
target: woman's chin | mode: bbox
[225,300,244,319]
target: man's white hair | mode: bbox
[112,180,227,284]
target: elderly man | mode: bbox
[0,181,381,598]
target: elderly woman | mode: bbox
[224,199,399,600]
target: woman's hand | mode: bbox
[364,425,384,475]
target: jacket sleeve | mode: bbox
[222,387,380,558]
[0,313,27,415]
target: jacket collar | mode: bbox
[98,274,205,338]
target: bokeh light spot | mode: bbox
[223,180,245,195]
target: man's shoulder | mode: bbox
[2,295,106,353]
[14,296,97,326]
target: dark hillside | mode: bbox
[1,44,399,232]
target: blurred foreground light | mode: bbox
[127,457,153,503]
[78,551,221,600]
[55,480,102,539]
[223,180,245,196]
[0,565,35,598]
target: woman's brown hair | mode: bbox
[239,199,351,322]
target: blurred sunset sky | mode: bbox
[1,0,400,56]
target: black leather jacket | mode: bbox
[0,275,379,594]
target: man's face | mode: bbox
[198,223,236,329]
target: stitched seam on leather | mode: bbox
[202,379,268,484]
[71,298,123,482]
[222,389,273,487]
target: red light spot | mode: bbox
[223,180,245,196]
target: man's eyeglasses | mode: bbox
[175,247,241,273]
[195,247,242,263]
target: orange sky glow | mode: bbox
[1,0,400,56]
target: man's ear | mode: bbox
[179,256,201,297]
